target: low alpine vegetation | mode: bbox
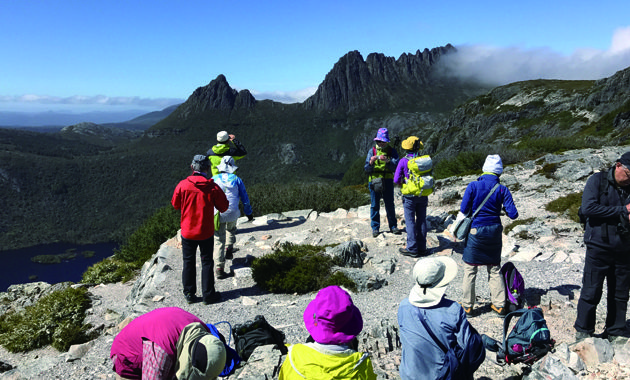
[251,243,356,294]
[0,286,94,352]
[545,192,582,223]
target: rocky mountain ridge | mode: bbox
[3,145,630,379]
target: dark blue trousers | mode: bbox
[369,178,397,232]
[402,195,428,253]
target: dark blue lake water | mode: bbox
[0,242,118,292]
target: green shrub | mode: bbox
[433,151,487,179]
[545,192,582,222]
[248,182,369,216]
[533,163,561,178]
[341,156,368,187]
[251,243,356,294]
[0,286,93,352]
[504,217,536,235]
[82,257,138,284]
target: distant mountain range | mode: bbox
[1,44,629,252]
[0,104,180,131]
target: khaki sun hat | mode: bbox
[408,257,458,308]
[176,322,226,380]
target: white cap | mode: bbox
[217,131,229,143]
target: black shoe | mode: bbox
[575,331,592,341]
[184,293,196,304]
[390,227,402,235]
[372,230,379,238]
[225,246,234,260]
[216,268,230,280]
[399,248,421,257]
[203,292,222,305]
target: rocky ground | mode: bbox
[2,146,630,379]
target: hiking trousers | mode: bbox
[462,263,505,309]
[181,236,216,300]
[574,247,630,336]
[369,178,397,232]
[402,195,428,253]
[214,220,237,270]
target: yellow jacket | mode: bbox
[279,343,377,380]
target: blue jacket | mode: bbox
[460,174,518,228]
[211,172,253,223]
[398,298,485,380]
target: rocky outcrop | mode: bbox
[303,45,480,114]
[176,74,257,119]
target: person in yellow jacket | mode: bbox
[206,131,247,176]
[279,286,377,380]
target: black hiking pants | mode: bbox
[574,247,630,337]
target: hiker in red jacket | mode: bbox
[172,155,229,305]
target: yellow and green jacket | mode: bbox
[364,145,399,182]
[279,343,376,380]
[206,138,247,176]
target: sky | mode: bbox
[1,0,630,120]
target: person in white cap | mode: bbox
[459,154,518,317]
[398,257,485,380]
[207,131,247,176]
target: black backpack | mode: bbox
[483,307,555,365]
[232,315,288,361]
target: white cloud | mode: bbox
[249,87,318,104]
[441,26,630,86]
[0,94,183,110]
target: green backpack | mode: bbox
[401,155,434,196]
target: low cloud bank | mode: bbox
[442,26,630,86]
[0,95,183,112]
[250,87,318,104]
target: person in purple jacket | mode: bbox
[459,154,518,317]
[110,307,226,380]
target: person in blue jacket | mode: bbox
[459,154,518,316]
[398,257,485,380]
[212,156,254,280]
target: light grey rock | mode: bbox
[325,240,366,268]
[235,344,284,380]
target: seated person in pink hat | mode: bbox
[279,286,377,380]
[398,257,485,380]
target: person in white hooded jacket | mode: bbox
[212,156,254,279]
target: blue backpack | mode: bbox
[497,308,555,365]
[206,322,241,376]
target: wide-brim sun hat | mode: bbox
[176,323,226,380]
[373,127,390,143]
[409,257,458,308]
[217,156,238,174]
[303,286,363,345]
[401,136,422,151]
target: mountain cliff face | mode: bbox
[177,74,256,118]
[304,45,459,113]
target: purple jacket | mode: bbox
[110,307,207,379]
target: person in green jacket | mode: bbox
[206,131,247,176]
[278,286,376,380]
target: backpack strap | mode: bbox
[500,308,528,358]
[471,183,500,219]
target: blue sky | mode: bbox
[1,0,630,117]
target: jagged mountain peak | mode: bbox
[177,74,256,118]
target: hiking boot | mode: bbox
[459,302,473,316]
[608,335,630,344]
[390,227,402,235]
[225,246,234,260]
[491,304,508,317]
[184,293,196,304]
[575,331,591,341]
[399,248,421,258]
[372,230,379,238]
[203,292,222,305]
[215,268,230,280]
